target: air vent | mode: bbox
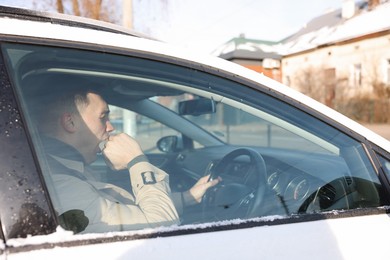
[318,184,336,209]
[345,176,353,186]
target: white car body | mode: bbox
[7,214,390,259]
[0,6,389,260]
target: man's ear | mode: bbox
[61,112,76,133]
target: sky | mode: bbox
[0,0,346,53]
[133,0,344,53]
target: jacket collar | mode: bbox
[42,136,85,163]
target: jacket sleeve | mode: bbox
[52,161,179,233]
[128,161,180,227]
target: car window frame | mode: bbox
[1,35,390,247]
[0,44,58,240]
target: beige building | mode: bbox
[280,0,390,108]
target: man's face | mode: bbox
[75,93,114,164]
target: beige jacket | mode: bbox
[50,155,180,233]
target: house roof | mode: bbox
[278,1,390,55]
[281,8,344,43]
[212,37,281,60]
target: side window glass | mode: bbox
[378,154,390,177]
[3,43,387,235]
[0,49,56,239]
[109,105,181,153]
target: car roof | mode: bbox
[1,5,390,153]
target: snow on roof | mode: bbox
[326,2,390,44]
[277,1,390,55]
[212,37,280,59]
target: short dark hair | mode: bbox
[22,74,102,131]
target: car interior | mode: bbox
[2,42,386,232]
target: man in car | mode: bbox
[29,75,219,233]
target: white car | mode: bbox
[0,5,390,260]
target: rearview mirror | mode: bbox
[178,98,216,116]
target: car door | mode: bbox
[1,33,390,260]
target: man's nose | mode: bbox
[106,120,115,132]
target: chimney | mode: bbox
[342,0,356,19]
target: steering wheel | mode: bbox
[202,148,268,221]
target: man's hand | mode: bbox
[182,175,221,206]
[102,133,143,170]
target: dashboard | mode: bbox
[173,145,361,216]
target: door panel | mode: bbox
[5,214,390,259]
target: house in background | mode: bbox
[280,0,390,108]
[212,35,282,82]
[215,0,390,112]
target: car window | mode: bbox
[109,105,183,153]
[378,154,390,177]
[2,43,387,234]
[0,47,57,239]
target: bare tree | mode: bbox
[56,0,64,13]
[72,0,81,17]
[33,0,119,23]
[294,66,327,103]
[365,57,390,99]
[335,57,390,123]
[364,57,390,122]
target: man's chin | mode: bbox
[86,147,100,164]
[85,154,98,165]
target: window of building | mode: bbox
[350,63,362,87]
[387,59,390,84]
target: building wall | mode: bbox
[282,32,390,105]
